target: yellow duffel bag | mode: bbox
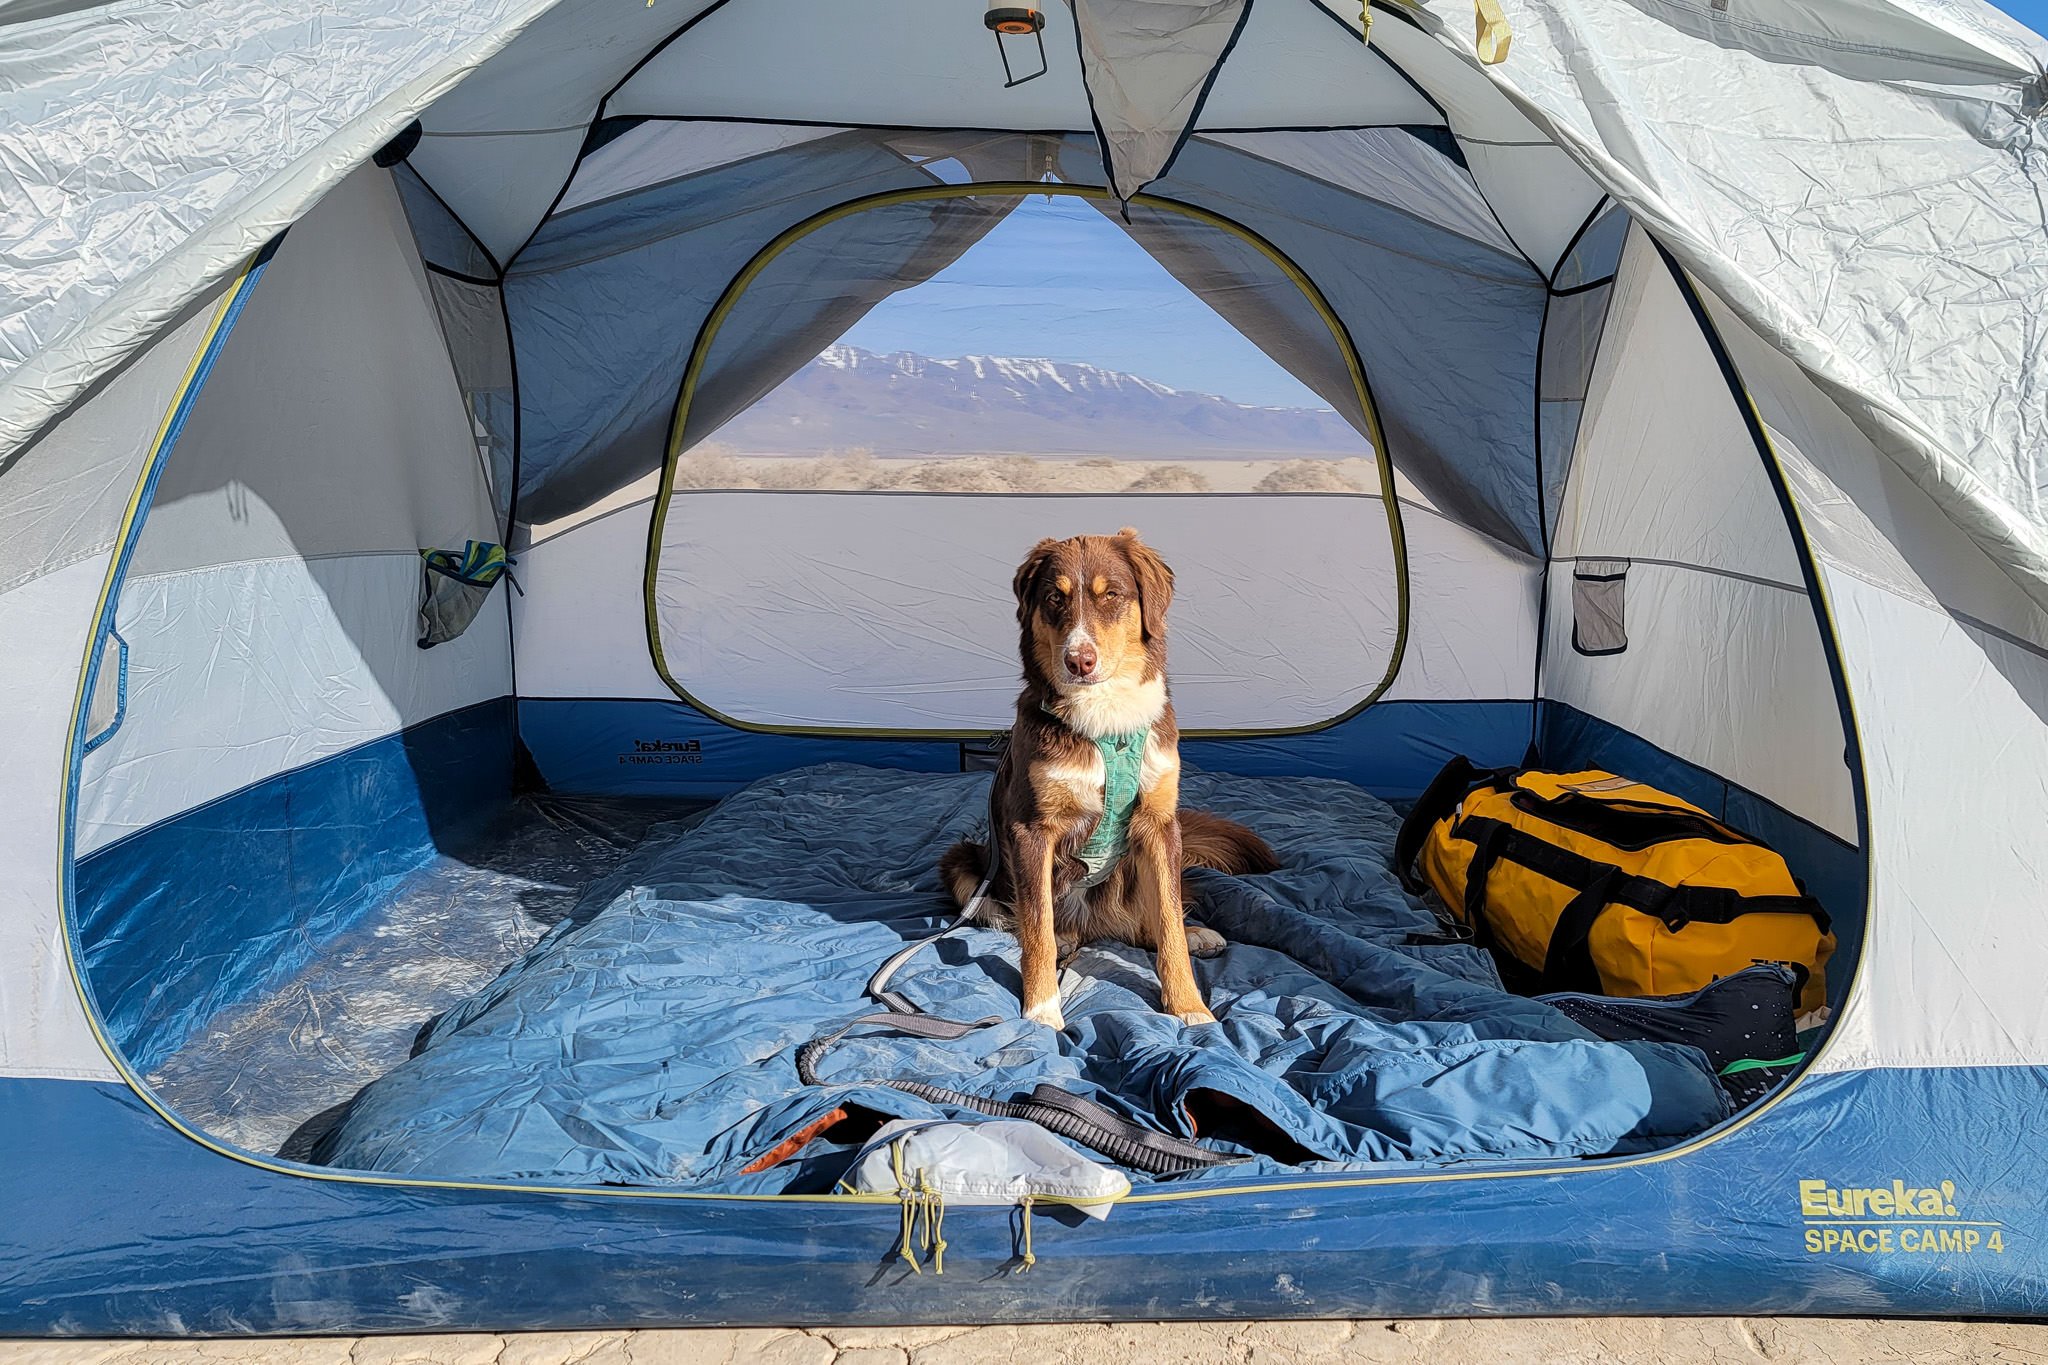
[1394,757,1834,1014]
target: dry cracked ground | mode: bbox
[6,1319,2048,1365]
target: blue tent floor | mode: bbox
[147,793,708,1155]
[279,766,1752,1191]
[145,765,1779,1191]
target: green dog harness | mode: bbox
[1073,724,1150,889]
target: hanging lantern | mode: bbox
[985,2,1049,88]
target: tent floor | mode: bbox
[145,793,711,1157]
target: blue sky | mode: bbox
[837,195,1334,409]
[840,2,2045,409]
[1996,0,2046,33]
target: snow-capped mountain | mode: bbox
[712,346,1363,457]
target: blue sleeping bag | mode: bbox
[314,764,1730,1188]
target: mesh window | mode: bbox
[648,188,1400,733]
[673,193,1380,495]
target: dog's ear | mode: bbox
[1012,538,1062,621]
[1117,528,1174,640]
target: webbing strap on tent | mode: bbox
[1473,0,1512,64]
[1357,1,1510,65]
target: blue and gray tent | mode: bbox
[3,0,2048,1335]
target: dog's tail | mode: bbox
[1178,809,1281,876]
[939,839,990,909]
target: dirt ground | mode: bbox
[5,1318,2047,1364]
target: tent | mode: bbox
[4,0,2047,1332]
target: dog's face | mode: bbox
[1012,527,1173,691]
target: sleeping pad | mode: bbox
[312,764,1731,1189]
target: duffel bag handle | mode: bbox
[1394,755,1514,896]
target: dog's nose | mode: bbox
[1064,642,1098,677]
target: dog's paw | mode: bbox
[1023,997,1067,1031]
[1174,1007,1218,1027]
[1185,924,1226,957]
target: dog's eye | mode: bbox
[1044,591,1066,609]
[1100,587,1121,601]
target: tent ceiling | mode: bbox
[1179,0,1439,129]
[553,123,850,218]
[1346,7,1601,274]
[1201,129,1520,258]
[608,0,1438,137]
[608,0,1101,129]
[414,0,1448,269]
[7,0,2047,618]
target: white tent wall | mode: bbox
[1389,0,2048,621]
[74,167,510,855]
[511,485,1535,759]
[0,283,240,1085]
[1699,289,2048,1074]
[61,167,516,1077]
[652,493,1402,733]
[1541,227,1855,843]
[514,497,671,703]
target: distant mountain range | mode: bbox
[712,346,1363,458]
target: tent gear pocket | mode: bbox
[1396,756,1834,1013]
[417,540,515,648]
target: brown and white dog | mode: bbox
[939,528,1277,1030]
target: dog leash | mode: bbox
[797,759,1006,1073]
[867,758,1005,1012]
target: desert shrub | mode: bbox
[887,454,1060,493]
[1252,459,1363,493]
[1123,464,1212,493]
[670,444,757,489]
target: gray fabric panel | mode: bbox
[424,274,516,536]
[1553,202,1628,291]
[391,165,497,279]
[129,166,496,576]
[1199,130,1518,258]
[1539,283,1613,404]
[1538,277,1617,542]
[506,131,1067,524]
[1571,558,1628,655]
[1143,135,1548,551]
[1071,0,1248,199]
[1540,398,1583,546]
[680,194,1017,453]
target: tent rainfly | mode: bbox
[4,0,2048,1333]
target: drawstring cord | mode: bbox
[923,1170,948,1276]
[883,1135,1068,1274]
[892,1142,922,1274]
[1014,1194,1037,1273]
[889,1141,951,1275]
